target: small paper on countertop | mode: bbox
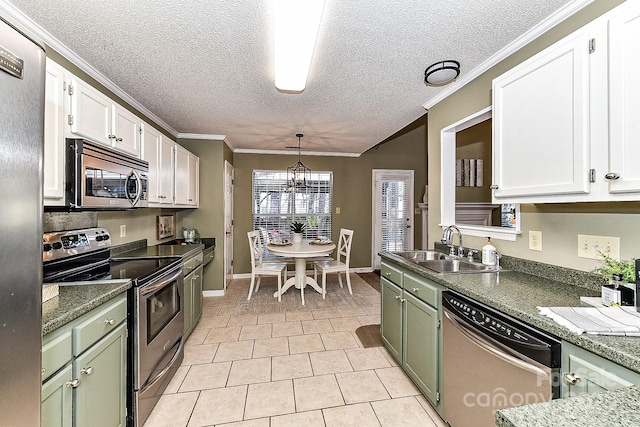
[538,306,640,336]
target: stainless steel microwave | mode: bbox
[64,138,149,209]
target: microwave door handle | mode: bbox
[126,170,143,206]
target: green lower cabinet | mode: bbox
[380,277,403,363]
[74,323,127,427]
[403,291,439,404]
[184,264,204,339]
[380,261,444,415]
[41,294,127,427]
[561,341,640,397]
[42,365,73,427]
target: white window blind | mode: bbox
[380,178,410,252]
[252,170,333,241]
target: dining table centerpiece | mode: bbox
[290,221,307,243]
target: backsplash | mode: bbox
[43,212,97,232]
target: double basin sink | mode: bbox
[393,250,500,274]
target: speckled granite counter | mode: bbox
[496,385,640,427]
[380,251,640,426]
[42,280,131,336]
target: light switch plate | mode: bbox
[577,234,620,260]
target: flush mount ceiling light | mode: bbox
[424,60,461,87]
[288,133,311,187]
[274,0,325,93]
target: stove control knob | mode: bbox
[95,235,104,241]
[52,242,62,250]
[103,234,110,241]
[43,243,52,252]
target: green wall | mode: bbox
[233,115,427,274]
[427,0,640,272]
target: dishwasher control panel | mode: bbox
[443,291,548,347]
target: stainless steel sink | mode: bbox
[393,250,449,262]
[416,259,499,274]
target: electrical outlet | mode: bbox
[120,224,126,238]
[529,231,542,251]
[577,234,620,260]
[336,207,341,214]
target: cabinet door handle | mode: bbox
[385,272,391,277]
[563,373,581,385]
[604,172,620,181]
[65,379,80,388]
[116,137,123,142]
[490,184,499,190]
[104,318,115,325]
[80,366,94,376]
[108,134,116,140]
[412,287,419,292]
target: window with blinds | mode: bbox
[252,170,333,241]
[381,178,410,252]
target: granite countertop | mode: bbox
[112,244,204,260]
[42,280,131,336]
[496,385,640,427]
[380,251,640,427]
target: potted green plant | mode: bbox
[593,251,635,306]
[593,251,636,283]
[290,221,307,243]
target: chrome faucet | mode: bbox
[441,225,464,257]
[493,250,502,270]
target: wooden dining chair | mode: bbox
[247,230,287,301]
[313,228,354,298]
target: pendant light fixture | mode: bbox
[288,133,311,188]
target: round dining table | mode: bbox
[266,239,336,304]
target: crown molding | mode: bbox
[177,133,227,141]
[422,0,594,110]
[0,0,179,138]
[233,148,361,158]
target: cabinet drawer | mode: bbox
[42,331,72,382]
[381,262,403,286]
[403,271,438,307]
[73,296,127,356]
[183,252,203,275]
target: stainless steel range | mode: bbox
[43,227,184,427]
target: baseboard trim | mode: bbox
[202,290,225,297]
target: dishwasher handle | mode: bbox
[444,309,549,379]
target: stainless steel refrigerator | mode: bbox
[0,14,46,426]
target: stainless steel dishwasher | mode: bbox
[442,290,561,427]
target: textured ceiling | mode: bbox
[7,0,571,155]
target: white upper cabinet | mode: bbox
[175,144,199,207]
[142,124,175,205]
[491,1,640,203]
[492,27,592,200]
[44,58,67,206]
[112,104,141,157]
[69,78,141,157]
[69,78,112,146]
[607,2,640,194]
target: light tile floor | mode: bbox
[144,274,446,427]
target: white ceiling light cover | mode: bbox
[274,0,325,93]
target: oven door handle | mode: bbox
[444,310,549,378]
[126,169,143,207]
[140,338,184,393]
[140,267,182,297]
